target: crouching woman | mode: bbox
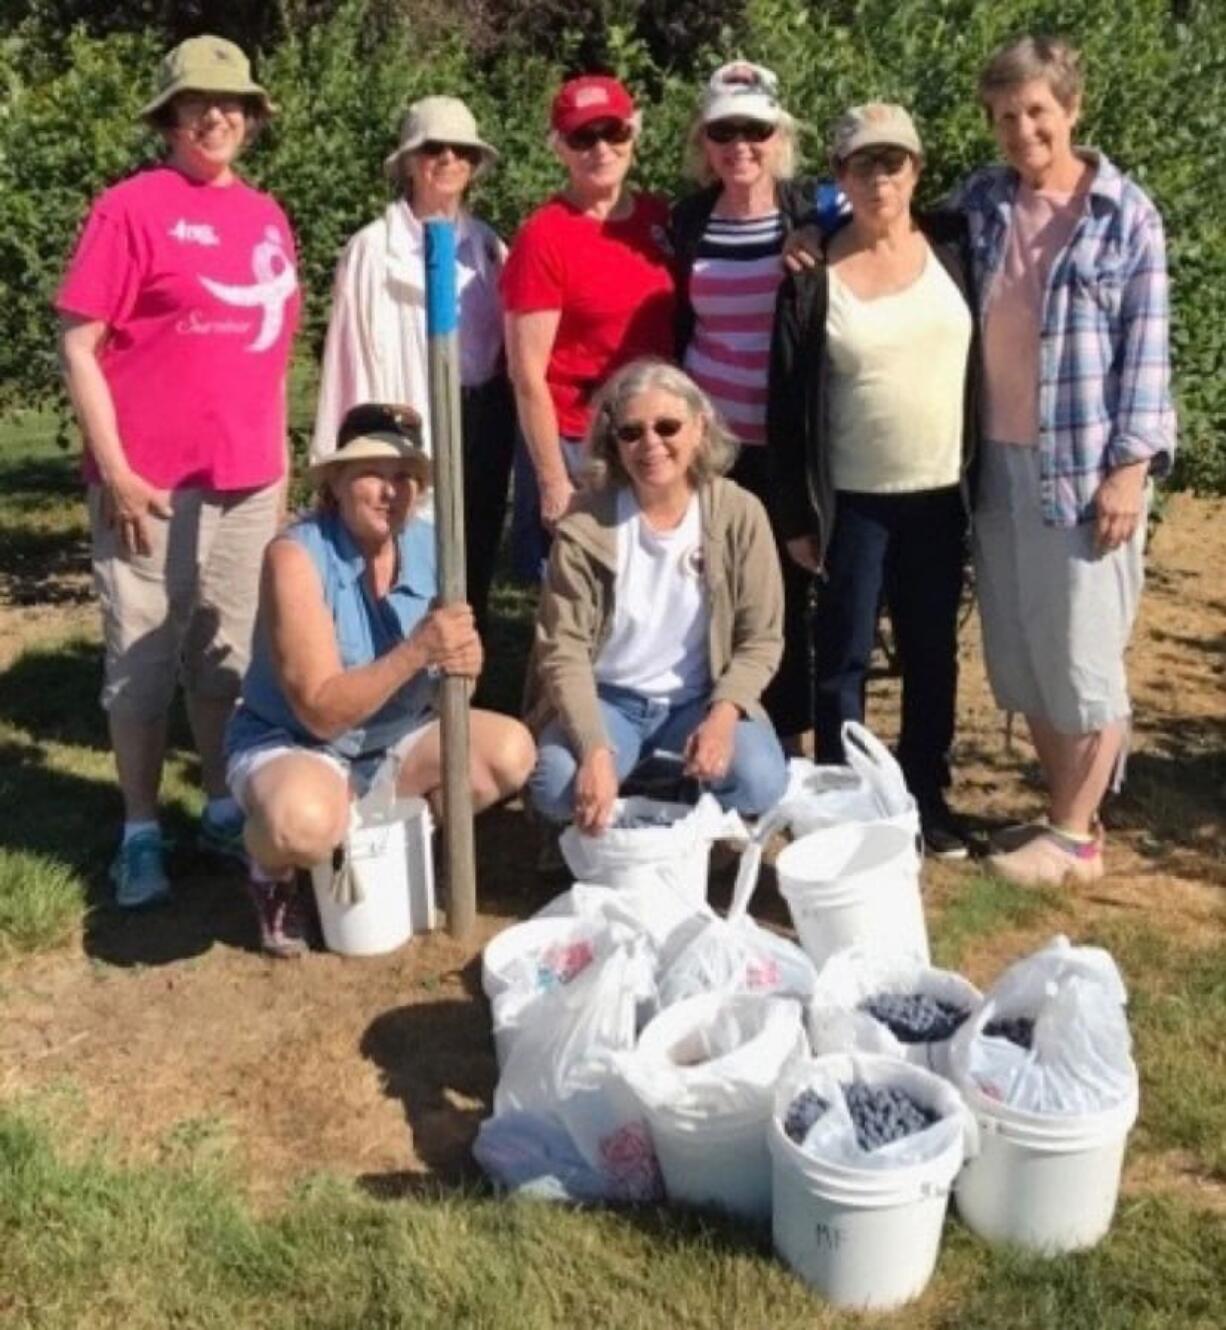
[226,403,535,955]
[526,360,789,835]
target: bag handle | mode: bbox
[727,807,789,923]
[841,721,911,813]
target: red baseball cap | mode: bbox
[551,75,635,135]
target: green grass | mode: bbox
[0,849,84,956]
[929,873,1064,971]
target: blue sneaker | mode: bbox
[197,806,248,866]
[110,829,171,909]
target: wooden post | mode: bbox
[424,220,476,940]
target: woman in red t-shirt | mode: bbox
[501,75,676,567]
[56,36,300,910]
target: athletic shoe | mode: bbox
[987,827,1104,888]
[110,829,171,909]
[197,805,248,866]
[245,877,310,958]
[918,795,970,861]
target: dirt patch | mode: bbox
[0,498,1223,1202]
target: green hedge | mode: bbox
[0,0,1222,487]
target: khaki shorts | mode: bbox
[973,442,1146,735]
[89,483,281,720]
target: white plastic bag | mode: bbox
[658,816,818,1008]
[559,794,747,909]
[774,1052,978,1172]
[806,947,981,1076]
[947,935,1137,1115]
[624,992,808,1219]
[534,879,712,965]
[490,934,664,1201]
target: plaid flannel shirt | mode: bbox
[956,152,1176,526]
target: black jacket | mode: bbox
[670,178,816,362]
[766,208,982,560]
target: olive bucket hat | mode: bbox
[139,34,275,122]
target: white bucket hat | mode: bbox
[383,95,499,178]
[700,61,784,125]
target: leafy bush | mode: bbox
[0,0,1222,487]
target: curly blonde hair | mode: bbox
[584,359,739,490]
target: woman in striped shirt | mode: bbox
[672,62,829,750]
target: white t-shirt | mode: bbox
[825,248,971,493]
[594,489,711,702]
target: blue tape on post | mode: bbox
[425,220,458,337]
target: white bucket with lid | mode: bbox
[630,992,807,1221]
[310,795,435,956]
[954,1079,1139,1252]
[775,822,928,970]
[769,1053,973,1311]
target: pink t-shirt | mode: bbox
[982,182,1083,446]
[57,164,300,491]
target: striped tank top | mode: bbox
[683,211,785,446]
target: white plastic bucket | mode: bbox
[632,993,806,1221]
[954,1080,1139,1252]
[775,823,928,970]
[310,795,435,956]
[769,1054,970,1311]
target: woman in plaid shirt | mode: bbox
[957,35,1176,886]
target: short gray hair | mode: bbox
[978,35,1085,116]
[682,108,798,186]
[585,359,739,490]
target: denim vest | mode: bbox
[227,510,437,764]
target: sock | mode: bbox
[122,819,159,845]
[205,795,241,824]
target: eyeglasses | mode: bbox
[614,417,686,445]
[176,92,247,118]
[704,119,776,145]
[843,147,912,178]
[563,119,635,152]
[417,140,484,165]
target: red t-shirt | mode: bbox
[57,164,300,491]
[500,192,676,437]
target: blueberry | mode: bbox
[841,1081,939,1151]
[984,1016,1036,1049]
[784,1088,830,1143]
[860,990,971,1043]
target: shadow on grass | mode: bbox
[359,957,496,1192]
[0,637,108,749]
[0,451,91,607]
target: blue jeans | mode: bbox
[530,683,788,824]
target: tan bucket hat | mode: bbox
[139,34,274,121]
[309,404,432,487]
[383,95,499,178]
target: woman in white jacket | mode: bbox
[313,95,513,637]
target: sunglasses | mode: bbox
[844,147,912,178]
[704,119,776,145]
[176,92,247,118]
[563,119,636,152]
[614,417,686,445]
[417,140,484,165]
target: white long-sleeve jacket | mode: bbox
[311,199,505,463]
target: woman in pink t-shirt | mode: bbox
[56,36,300,910]
[502,74,676,573]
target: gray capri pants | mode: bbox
[973,441,1146,736]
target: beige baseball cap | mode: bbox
[310,404,432,486]
[139,34,274,121]
[831,102,922,162]
[384,96,499,178]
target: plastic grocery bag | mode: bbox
[622,992,808,1220]
[777,722,919,850]
[806,947,981,1076]
[471,1110,612,1202]
[535,879,712,965]
[657,815,818,1008]
[774,1053,978,1173]
[489,933,664,1201]
[559,794,747,909]
[947,935,1137,1115]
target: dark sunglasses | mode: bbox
[417,140,484,165]
[844,147,912,178]
[614,417,686,445]
[563,119,635,152]
[704,119,776,145]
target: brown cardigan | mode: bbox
[523,476,784,757]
